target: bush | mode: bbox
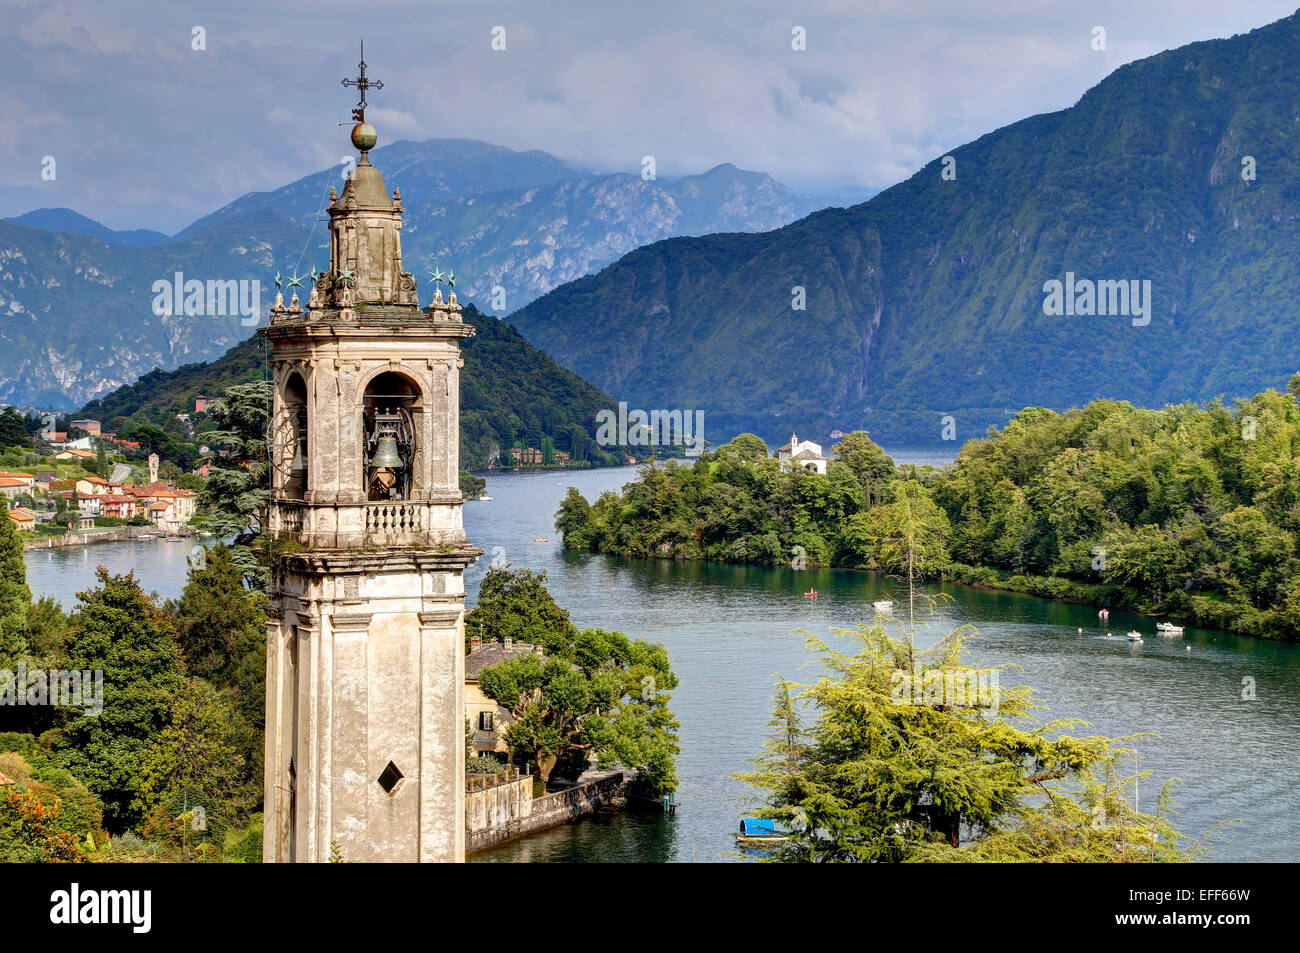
[223,813,263,863]
[466,755,508,775]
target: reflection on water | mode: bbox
[25,537,210,607]
[26,453,1300,863]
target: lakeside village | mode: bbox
[0,414,200,547]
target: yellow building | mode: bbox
[465,637,546,759]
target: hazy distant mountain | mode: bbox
[5,208,170,247]
[177,138,866,306]
[508,11,1300,446]
[0,138,863,409]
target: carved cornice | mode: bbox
[418,607,464,626]
[331,613,373,631]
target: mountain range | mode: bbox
[508,11,1300,447]
[0,138,863,410]
[5,209,171,247]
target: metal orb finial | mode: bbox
[351,122,377,152]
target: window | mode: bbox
[478,711,494,732]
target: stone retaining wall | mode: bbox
[466,770,629,855]
[21,526,164,552]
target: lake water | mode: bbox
[24,451,1300,863]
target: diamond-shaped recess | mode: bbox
[378,761,404,796]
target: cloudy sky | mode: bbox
[3,0,1297,232]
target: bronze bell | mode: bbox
[371,435,403,469]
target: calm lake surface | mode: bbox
[24,448,1300,863]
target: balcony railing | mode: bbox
[270,498,462,548]
[366,501,427,536]
[276,505,303,533]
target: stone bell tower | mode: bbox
[260,55,480,862]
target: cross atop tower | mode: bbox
[342,40,383,122]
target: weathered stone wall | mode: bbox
[466,771,628,855]
[21,525,162,552]
[465,774,533,843]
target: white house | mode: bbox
[776,432,831,475]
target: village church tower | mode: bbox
[261,52,480,862]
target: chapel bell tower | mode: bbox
[260,49,481,862]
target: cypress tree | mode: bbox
[0,498,30,666]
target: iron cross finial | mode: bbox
[342,40,383,122]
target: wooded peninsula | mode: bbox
[556,379,1300,641]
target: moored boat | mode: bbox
[736,818,789,845]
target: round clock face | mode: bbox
[269,406,302,478]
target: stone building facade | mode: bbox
[261,113,481,863]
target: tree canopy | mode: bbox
[470,567,680,794]
[738,623,1209,862]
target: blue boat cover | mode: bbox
[740,818,780,836]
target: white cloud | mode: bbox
[0,0,1296,231]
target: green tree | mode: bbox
[136,678,249,855]
[51,570,186,832]
[555,488,594,549]
[26,595,68,659]
[198,381,271,586]
[720,433,769,463]
[465,566,576,652]
[171,544,265,685]
[831,430,895,501]
[738,624,1206,862]
[843,481,951,582]
[0,408,29,449]
[478,627,679,793]
[0,499,30,667]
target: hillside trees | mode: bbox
[558,382,1300,638]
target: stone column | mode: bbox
[417,605,467,862]
[263,611,294,863]
[329,611,372,862]
[292,615,321,863]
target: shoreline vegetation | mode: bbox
[555,380,1300,642]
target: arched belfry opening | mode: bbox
[281,372,309,499]
[363,371,422,501]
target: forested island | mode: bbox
[556,378,1300,641]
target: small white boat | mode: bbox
[1126,630,1143,641]
[872,600,894,612]
[1098,609,1110,618]
[1156,622,1184,634]
[476,494,493,502]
